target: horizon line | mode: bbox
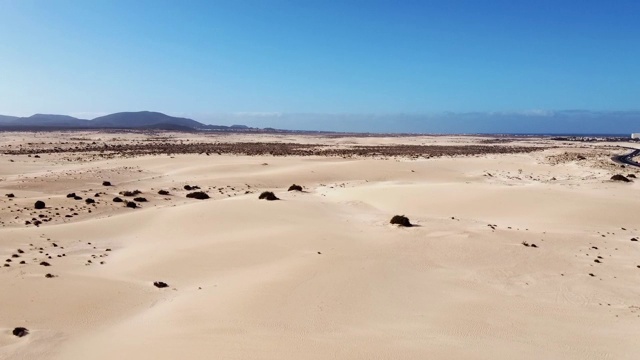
[3,108,640,119]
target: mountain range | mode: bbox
[0,111,251,131]
[1,110,638,135]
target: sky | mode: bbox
[0,0,639,132]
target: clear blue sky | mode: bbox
[1,0,639,121]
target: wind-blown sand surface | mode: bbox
[1,132,639,359]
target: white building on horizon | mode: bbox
[632,133,640,139]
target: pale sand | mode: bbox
[1,133,639,359]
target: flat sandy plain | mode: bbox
[1,131,639,360]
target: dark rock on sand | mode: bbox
[40,261,51,266]
[158,190,170,195]
[611,174,631,182]
[288,184,303,191]
[12,327,29,337]
[258,191,279,201]
[133,197,148,202]
[153,281,169,288]
[5,193,15,198]
[186,191,210,200]
[34,200,46,209]
[113,197,123,203]
[126,201,137,209]
[102,181,112,186]
[390,215,412,227]
[85,198,95,204]
[119,190,141,197]
[66,193,76,198]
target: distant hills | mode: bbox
[91,112,202,129]
[0,111,252,131]
[0,115,19,123]
[2,110,638,134]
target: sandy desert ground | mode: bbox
[1,131,639,360]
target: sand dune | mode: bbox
[1,133,639,359]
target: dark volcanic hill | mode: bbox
[0,114,89,127]
[0,111,243,130]
[0,111,264,131]
[0,115,19,123]
[91,111,204,129]
[19,114,90,126]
